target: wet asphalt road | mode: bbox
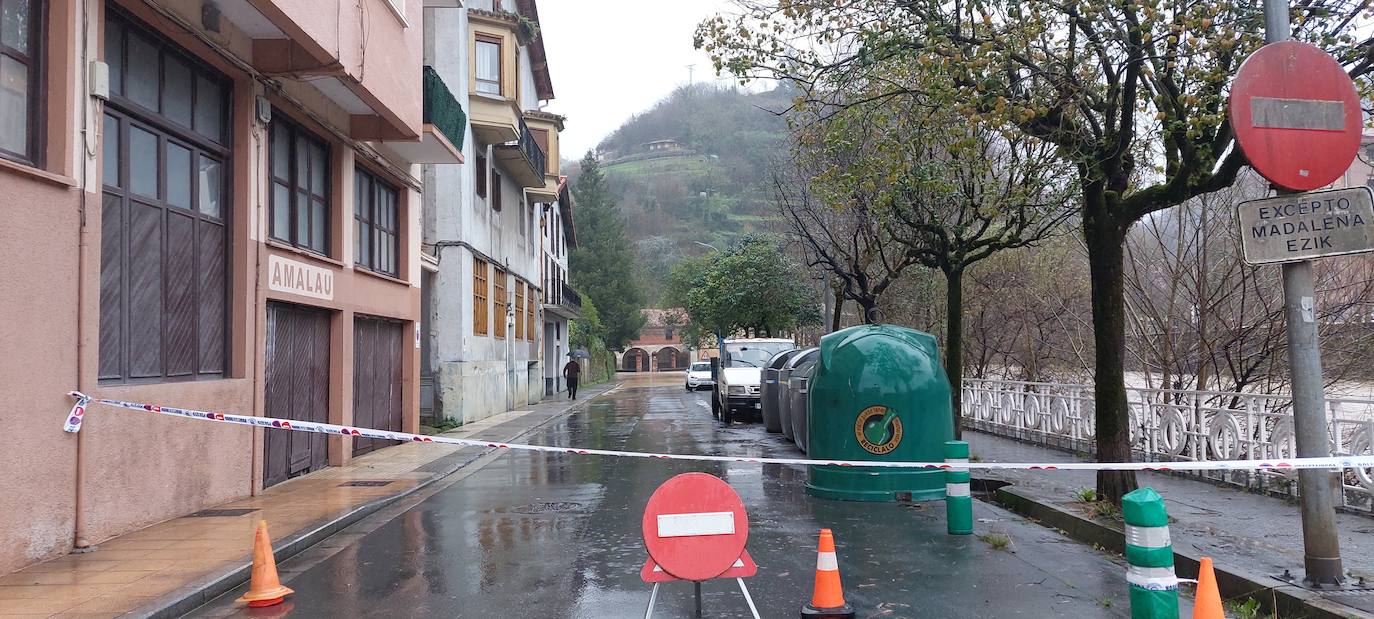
[190,373,1149,618]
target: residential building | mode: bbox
[620,309,693,372]
[541,177,580,395]
[421,0,567,423]
[0,0,461,574]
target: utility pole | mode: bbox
[1264,0,1345,585]
[686,64,695,86]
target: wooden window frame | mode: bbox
[268,114,331,256]
[473,256,488,336]
[526,283,536,341]
[475,150,487,198]
[514,281,525,340]
[0,0,44,165]
[98,9,232,384]
[354,165,400,277]
[474,34,503,96]
[492,268,507,339]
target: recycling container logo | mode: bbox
[854,405,903,455]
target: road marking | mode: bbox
[657,511,735,537]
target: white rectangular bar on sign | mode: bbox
[656,512,735,538]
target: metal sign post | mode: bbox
[1238,0,1347,584]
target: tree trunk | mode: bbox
[832,285,845,332]
[1084,204,1140,502]
[944,267,965,439]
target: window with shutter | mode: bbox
[99,9,231,383]
[473,257,488,336]
[493,269,507,339]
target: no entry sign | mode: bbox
[1229,41,1362,191]
[641,473,751,582]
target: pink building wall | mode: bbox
[0,0,424,574]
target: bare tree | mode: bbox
[774,157,916,324]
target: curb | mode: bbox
[138,382,618,619]
[992,485,1370,619]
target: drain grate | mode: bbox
[511,501,583,514]
[189,508,259,518]
[339,480,394,487]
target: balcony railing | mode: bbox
[544,281,582,319]
[516,117,547,181]
[561,286,581,311]
[423,66,466,150]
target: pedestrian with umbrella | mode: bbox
[563,350,587,400]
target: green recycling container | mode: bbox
[805,324,955,502]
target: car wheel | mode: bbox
[722,405,734,425]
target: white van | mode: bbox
[712,338,795,423]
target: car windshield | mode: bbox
[690,362,710,372]
[723,342,793,368]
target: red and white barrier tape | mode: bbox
[65,392,1374,472]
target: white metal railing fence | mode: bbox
[962,378,1374,512]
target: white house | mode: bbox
[542,179,580,395]
[421,0,569,423]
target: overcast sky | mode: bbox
[536,0,741,160]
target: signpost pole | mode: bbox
[1265,0,1345,584]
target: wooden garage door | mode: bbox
[353,316,404,456]
[263,302,331,488]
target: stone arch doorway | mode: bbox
[655,346,686,371]
[622,348,649,372]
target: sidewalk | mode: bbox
[0,380,618,619]
[968,430,1374,617]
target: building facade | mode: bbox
[541,178,580,395]
[0,0,464,574]
[619,309,694,372]
[421,0,569,423]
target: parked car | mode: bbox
[712,338,796,423]
[685,361,715,391]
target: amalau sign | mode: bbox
[1237,187,1374,265]
[268,254,335,301]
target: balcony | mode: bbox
[469,95,522,144]
[524,110,564,202]
[244,0,422,140]
[377,66,465,164]
[494,117,547,189]
[544,285,582,320]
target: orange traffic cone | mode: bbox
[801,529,855,618]
[1192,557,1223,619]
[236,521,294,607]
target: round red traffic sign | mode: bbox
[1230,41,1362,191]
[641,473,749,582]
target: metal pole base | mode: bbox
[1304,556,1345,587]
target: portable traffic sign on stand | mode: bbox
[1229,23,1360,585]
[640,472,761,618]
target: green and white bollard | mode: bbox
[944,440,973,535]
[1122,487,1179,619]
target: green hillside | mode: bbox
[579,84,793,305]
